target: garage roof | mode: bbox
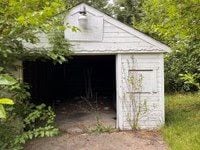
[64,3,171,54]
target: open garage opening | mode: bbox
[23,55,117,131]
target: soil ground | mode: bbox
[24,102,168,150]
[24,131,167,150]
[55,100,117,133]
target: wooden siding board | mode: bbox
[103,32,134,38]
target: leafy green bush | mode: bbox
[0,68,58,149]
[0,1,72,149]
[0,103,59,150]
[13,104,59,149]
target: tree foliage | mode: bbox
[0,0,73,149]
[115,0,200,92]
[0,0,72,67]
[66,0,112,15]
[114,0,144,25]
[67,0,108,10]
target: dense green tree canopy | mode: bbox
[115,0,200,92]
[134,0,199,49]
[0,0,72,66]
[134,0,200,92]
[114,0,144,25]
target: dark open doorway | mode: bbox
[23,55,116,106]
[23,55,116,131]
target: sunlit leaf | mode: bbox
[0,74,17,85]
[0,98,14,105]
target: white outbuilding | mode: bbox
[16,3,170,130]
[64,3,170,130]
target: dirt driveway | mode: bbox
[25,104,167,150]
[24,131,167,150]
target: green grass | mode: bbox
[162,93,200,150]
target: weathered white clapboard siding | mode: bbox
[103,32,133,38]
[117,54,164,129]
[69,20,160,53]
[102,37,142,43]
[104,25,125,33]
[102,22,145,43]
[70,42,156,51]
